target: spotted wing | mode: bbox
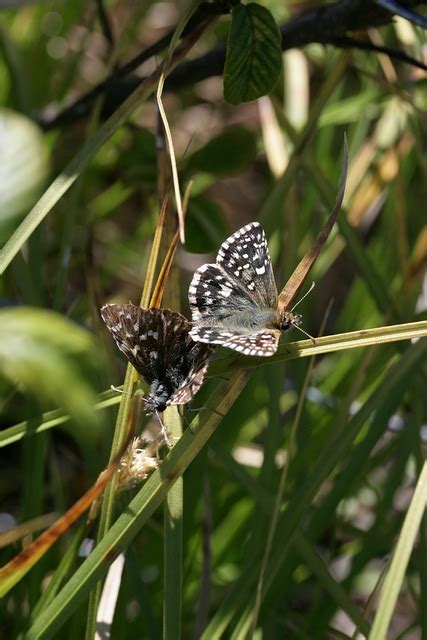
[189,222,277,329]
[190,326,280,357]
[217,222,277,307]
[101,305,183,385]
[101,304,212,405]
[189,263,260,325]
[169,341,214,405]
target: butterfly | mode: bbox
[101,304,214,413]
[188,222,308,357]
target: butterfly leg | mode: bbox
[186,405,226,419]
[155,410,172,449]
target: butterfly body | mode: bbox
[101,304,213,412]
[195,306,278,332]
[189,222,302,356]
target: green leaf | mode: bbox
[185,196,228,253]
[0,109,49,238]
[121,128,158,186]
[0,307,101,433]
[185,126,257,176]
[224,3,282,106]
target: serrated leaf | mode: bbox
[224,3,282,106]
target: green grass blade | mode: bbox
[25,370,252,639]
[201,338,427,638]
[208,321,427,377]
[369,461,427,640]
[0,391,119,448]
[163,407,183,640]
[0,24,211,274]
[2,321,425,448]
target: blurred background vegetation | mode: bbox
[0,1,426,638]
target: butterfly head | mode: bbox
[278,310,302,332]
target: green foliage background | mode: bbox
[0,1,426,639]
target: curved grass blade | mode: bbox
[0,21,212,275]
[23,370,252,639]
[0,433,134,597]
[156,1,205,244]
[277,135,348,311]
[368,461,427,640]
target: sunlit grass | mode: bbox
[0,3,426,639]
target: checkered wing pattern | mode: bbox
[169,351,211,405]
[189,222,277,325]
[189,222,281,356]
[101,304,213,410]
[217,222,277,306]
[191,326,281,356]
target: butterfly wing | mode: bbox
[157,309,214,407]
[101,304,212,405]
[169,340,214,405]
[217,222,277,307]
[101,304,163,385]
[188,223,280,355]
[189,263,258,324]
[190,326,280,357]
[189,223,277,325]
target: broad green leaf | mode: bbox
[120,128,158,186]
[224,3,282,106]
[185,126,257,176]
[185,195,227,253]
[0,109,49,238]
[0,307,100,433]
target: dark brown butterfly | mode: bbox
[101,304,214,412]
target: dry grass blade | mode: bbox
[0,514,57,549]
[0,432,136,596]
[277,135,348,311]
[149,228,180,308]
[141,190,170,309]
[0,190,182,596]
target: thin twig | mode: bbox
[37,0,426,130]
[95,0,115,50]
[331,34,427,70]
[373,0,427,28]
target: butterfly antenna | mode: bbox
[291,282,316,312]
[292,322,316,344]
[110,384,132,396]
